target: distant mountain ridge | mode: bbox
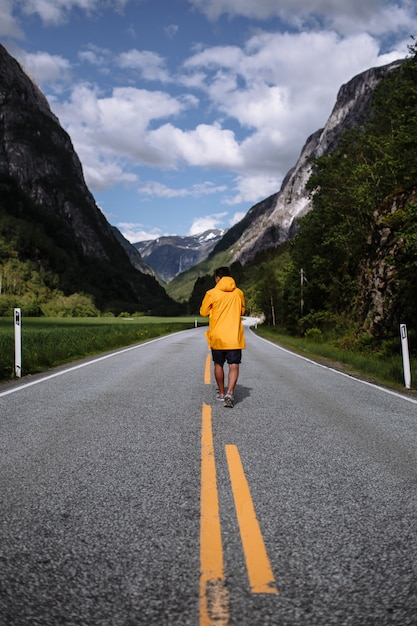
[134,229,226,283]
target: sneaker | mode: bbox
[224,393,234,408]
[216,390,225,401]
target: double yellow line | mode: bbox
[200,354,278,625]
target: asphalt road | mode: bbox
[1,326,417,625]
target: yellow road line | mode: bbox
[204,352,211,384]
[200,403,229,625]
[225,444,278,594]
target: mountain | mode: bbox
[111,226,155,276]
[0,44,178,315]
[211,59,404,266]
[134,229,226,283]
[167,58,404,302]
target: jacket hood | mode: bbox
[216,276,236,292]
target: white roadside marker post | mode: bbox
[14,307,22,378]
[400,323,411,389]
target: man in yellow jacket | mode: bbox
[200,267,245,408]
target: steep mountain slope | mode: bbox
[134,229,226,283]
[212,59,404,265]
[0,44,176,314]
[167,59,404,302]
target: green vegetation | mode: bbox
[0,172,180,317]
[0,316,203,381]
[254,325,414,393]
[197,47,417,343]
[285,43,417,336]
[2,44,417,391]
[183,42,417,390]
[165,249,232,302]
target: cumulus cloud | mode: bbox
[21,0,129,25]
[230,211,246,225]
[82,158,137,192]
[148,123,243,169]
[117,49,172,82]
[51,84,199,187]
[3,0,412,214]
[188,0,415,38]
[225,174,282,205]
[78,44,111,67]
[188,212,228,235]
[19,50,72,86]
[183,30,384,131]
[46,22,409,202]
[117,222,163,243]
[137,180,227,198]
[0,0,23,38]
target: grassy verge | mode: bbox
[0,316,207,382]
[254,325,416,394]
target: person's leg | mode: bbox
[226,363,239,395]
[214,362,225,396]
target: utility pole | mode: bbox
[300,268,304,317]
[270,295,276,326]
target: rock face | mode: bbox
[0,44,175,313]
[212,59,404,266]
[134,229,226,283]
[357,189,416,335]
[0,45,108,257]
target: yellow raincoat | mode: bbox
[199,276,246,350]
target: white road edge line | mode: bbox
[252,330,417,406]
[0,330,193,398]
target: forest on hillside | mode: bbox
[0,173,180,317]
[190,41,417,350]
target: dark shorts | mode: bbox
[211,349,242,366]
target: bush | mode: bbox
[298,311,340,335]
[41,292,99,317]
[304,327,322,342]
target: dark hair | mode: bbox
[215,266,231,279]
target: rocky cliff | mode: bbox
[0,44,176,314]
[211,59,404,266]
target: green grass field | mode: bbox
[0,316,208,381]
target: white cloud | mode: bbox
[179,28,410,189]
[83,158,137,192]
[21,0,130,25]
[22,0,97,24]
[230,211,246,225]
[0,0,23,38]
[188,212,228,235]
[188,0,415,38]
[117,49,172,82]
[137,180,227,199]
[47,24,408,202]
[51,84,199,187]
[117,222,163,243]
[165,24,179,38]
[225,173,281,205]
[184,30,384,128]
[148,123,243,169]
[4,0,411,221]
[78,44,111,67]
[19,50,72,86]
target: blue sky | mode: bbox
[1,0,414,242]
